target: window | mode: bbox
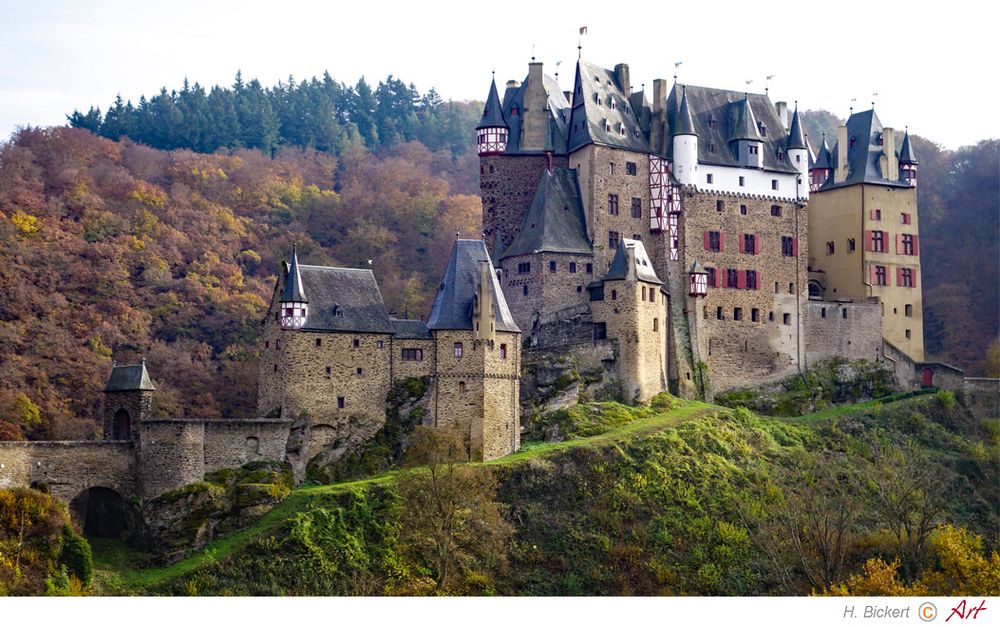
[777,150,785,162]
[849,136,857,149]
[518,262,531,274]
[901,212,912,225]
[706,173,714,184]
[905,329,911,339]
[608,163,616,176]
[742,234,756,255]
[901,234,915,256]
[783,313,791,325]
[275,339,280,350]
[356,367,363,376]
[401,348,423,361]
[739,176,745,187]
[900,267,915,288]
[337,396,345,408]
[586,263,593,274]
[649,289,655,303]
[871,230,886,252]
[751,308,759,322]
[848,238,856,252]
[768,311,775,322]
[716,200,724,212]
[789,282,795,294]
[706,267,717,287]
[826,241,835,255]
[871,209,882,221]
[569,262,577,273]
[325,366,331,377]
[273,364,277,372]
[746,270,758,290]
[771,205,782,217]
[727,268,739,288]
[652,318,658,331]
[759,123,767,137]
[781,236,796,257]
[905,304,913,317]
[740,204,748,215]
[594,322,607,339]
[500,343,507,359]
[709,117,718,129]
[611,289,618,301]
[522,285,528,296]
[716,306,724,320]
[707,231,722,251]
[454,342,463,358]
[549,260,556,273]
[874,265,888,286]
[821,307,827,318]
[771,179,778,190]
[577,285,583,293]
[749,145,759,155]
[458,381,466,393]
[352,338,360,348]
[608,194,619,215]
[733,307,743,321]
[376,340,384,349]
[609,231,620,249]
[842,308,848,319]
[708,143,716,154]
[631,197,642,218]
[641,286,647,301]
[315,338,322,347]
[626,161,637,176]
[265,340,269,348]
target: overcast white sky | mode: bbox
[0,0,995,149]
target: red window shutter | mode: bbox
[865,230,874,252]
[721,269,728,288]
[755,270,761,290]
[912,235,919,256]
[791,237,798,257]
[896,266,903,286]
[739,234,746,254]
[737,271,746,289]
[719,232,726,251]
[754,234,759,255]
[913,269,918,289]
[869,264,877,285]
[896,233,903,254]
[704,231,710,250]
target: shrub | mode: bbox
[59,525,94,585]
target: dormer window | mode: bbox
[605,121,612,133]
[708,143,716,154]
[708,116,718,129]
[849,136,857,149]
[759,122,767,136]
[777,150,785,162]
[594,92,600,104]
[610,99,617,110]
[511,105,519,116]
[619,123,626,137]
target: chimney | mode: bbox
[775,102,789,130]
[835,124,849,183]
[521,62,548,150]
[614,63,631,96]
[475,261,495,342]
[883,127,898,181]
[652,79,667,117]
[506,79,519,89]
[563,90,573,106]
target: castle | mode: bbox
[4,54,980,542]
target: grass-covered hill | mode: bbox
[82,390,998,596]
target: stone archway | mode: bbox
[69,486,136,540]
[112,408,132,440]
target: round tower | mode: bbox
[671,87,698,185]
[279,245,308,329]
[476,77,509,156]
[786,104,809,199]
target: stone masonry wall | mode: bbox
[0,441,135,502]
[390,337,435,381]
[103,390,152,439]
[683,189,808,395]
[202,419,291,474]
[805,300,883,366]
[135,420,206,500]
[481,154,567,255]
[501,252,594,336]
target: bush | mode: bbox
[59,525,94,585]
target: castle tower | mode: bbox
[428,239,521,460]
[786,105,809,199]
[278,245,308,329]
[671,87,699,186]
[476,77,509,156]
[103,360,155,440]
[808,110,924,361]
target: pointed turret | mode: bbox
[809,134,833,192]
[476,77,509,155]
[688,261,708,297]
[278,245,309,329]
[730,96,763,168]
[898,128,918,187]
[673,87,696,137]
[670,86,699,185]
[786,106,807,150]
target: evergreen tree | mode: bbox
[100,95,137,140]
[67,107,102,133]
[350,77,379,147]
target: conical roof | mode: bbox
[673,87,697,137]
[786,106,807,149]
[280,245,308,303]
[689,260,707,274]
[730,96,762,142]
[898,129,918,165]
[476,78,509,130]
[812,134,833,170]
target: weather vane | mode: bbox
[765,75,774,95]
[871,92,879,108]
[674,61,682,83]
[578,26,587,59]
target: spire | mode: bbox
[673,87,697,137]
[280,245,308,303]
[730,96,762,142]
[476,77,508,130]
[786,104,807,150]
[898,128,918,165]
[813,134,833,170]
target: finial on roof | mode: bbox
[673,61,682,83]
[531,43,535,63]
[455,231,460,239]
[765,75,774,95]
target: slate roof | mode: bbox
[477,78,508,130]
[390,318,432,340]
[500,72,570,154]
[664,84,799,174]
[604,238,662,285]
[899,129,918,164]
[500,168,591,260]
[673,88,696,137]
[786,107,807,150]
[105,362,155,392]
[280,246,308,303]
[821,109,912,190]
[730,96,763,142]
[427,240,519,332]
[294,266,394,334]
[813,135,833,170]
[567,60,651,153]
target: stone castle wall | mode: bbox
[805,300,883,366]
[0,441,135,502]
[135,420,207,499]
[500,252,594,335]
[391,338,435,381]
[481,154,566,255]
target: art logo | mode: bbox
[946,599,988,622]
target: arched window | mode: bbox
[112,408,131,440]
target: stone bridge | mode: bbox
[0,440,136,502]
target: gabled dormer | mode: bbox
[730,96,764,168]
